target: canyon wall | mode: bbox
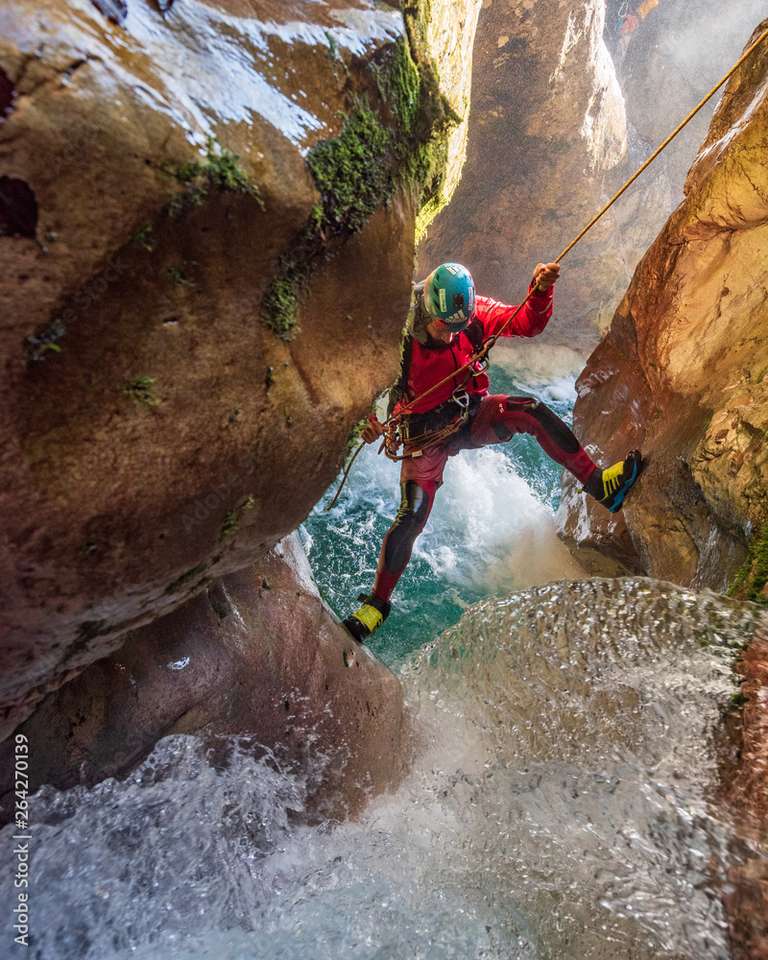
[419,0,766,348]
[0,534,410,822]
[0,0,480,748]
[559,19,768,590]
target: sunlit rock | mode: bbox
[420,0,765,345]
[408,0,485,237]
[560,18,768,589]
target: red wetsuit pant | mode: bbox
[371,394,597,604]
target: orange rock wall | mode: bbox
[560,19,768,588]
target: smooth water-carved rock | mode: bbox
[0,0,479,740]
[0,534,410,821]
[723,625,768,960]
[560,18,768,588]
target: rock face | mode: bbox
[723,626,768,960]
[0,534,410,821]
[559,19,768,588]
[418,0,765,346]
[419,0,626,348]
[406,0,484,237]
[0,0,480,740]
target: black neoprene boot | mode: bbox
[585,450,643,512]
[343,594,391,644]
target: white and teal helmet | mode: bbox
[421,262,476,331]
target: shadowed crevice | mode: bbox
[0,177,38,238]
[0,67,15,120]
[90,0,128,25]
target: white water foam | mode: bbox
[414,446,585,591]
[6,581,763,960]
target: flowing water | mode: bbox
[3,348,765,959]
[3,581,763,960]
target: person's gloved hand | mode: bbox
[533,261,560,291]
[361,414,385,444]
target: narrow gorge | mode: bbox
[0,2,766,959]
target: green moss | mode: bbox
[262,103,395,338]
[124,375,159,407]
[728,522,768,606]
[373,38,421,135]
[345,416,369,460]
[729,690,748,708]
[307,104,394,233]
[400,7,462,237]
[262,269,304,339]
[133,224,156,251]
[167,137,263,216]
[165,562,207,594]
[411,130,453,241]
[167,264,194,287]
[220,495,256,540]
[260,16,459,339]
[26,318,66,362]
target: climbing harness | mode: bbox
[383,387,477,461]
[326,23,768,511]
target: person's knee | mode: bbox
[505,396,580,453]
[395,480,435,529]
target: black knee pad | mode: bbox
[394,481,432,526]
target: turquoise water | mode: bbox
[303,357,584,663]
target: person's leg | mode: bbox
[343,444,448,642]
[371,477,439,604]
[468,394,598,484]
[467,395,642,510]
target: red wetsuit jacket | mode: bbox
[392,284,554,417]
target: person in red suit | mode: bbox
[343,262,642,643]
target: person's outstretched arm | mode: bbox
[477,261,560,339]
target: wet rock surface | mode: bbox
[560,18,768,588]
[0,0,479,740]
[0,534,410,821]
[723,625,768,960]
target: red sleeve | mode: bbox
[475,283,554,339]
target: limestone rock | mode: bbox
[559,19,768,589]
[419,0,626,349]
[0,1,479,740]
[0,534,411,820]
[407,0,485,236]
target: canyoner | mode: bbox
[339,261,642,644]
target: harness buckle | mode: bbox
[451,389,470,410]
